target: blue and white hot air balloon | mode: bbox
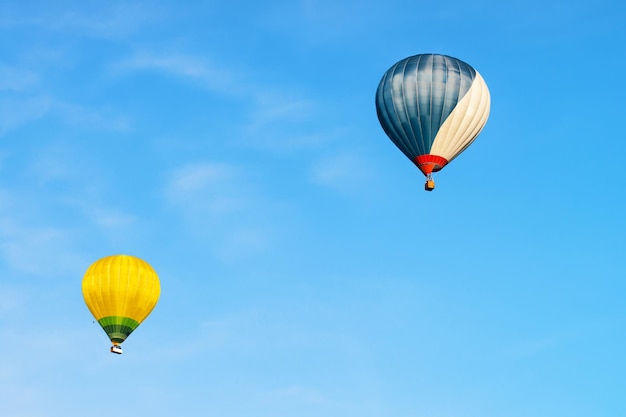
[375,54,490,191]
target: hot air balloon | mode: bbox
[82,254,161,354]
[375,53,490,191]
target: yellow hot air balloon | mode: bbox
[82,254,161,354]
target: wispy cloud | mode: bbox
[0,91,131,138]
[54,3,163,38]
[262,0,384,43]
[135,311,264,362]
[113,53,238,95]
[264,384,329,406]
[248,94,315,127]
[240,92,338,152]
[0,285,28,313]
[165,162,245,215]
[502,334,562,359]
[53,101,132,132]
[500,325,592,360]
[113,51,339,152]
[0,317,103,416]
[0,2,165,39]
[0,145,134,276]
[164,161,280,260]
[88,207,136,230]
[71,200,141,250]
[309,151,373,192]
[0,65,39,92]
[0,96,51,136]
[0,219,80,275]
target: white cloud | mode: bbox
[0,185,84,277]
[0,3,164,39]
[265,384,328,405]
[503,335,560,358]
[0,96,51,136]
[239,92,342,152]
[0,318,104,416]
[165,162,245,215]
[27,140,139,237]
[0,183,88,277]
[167,162,236,192]
[113,51,338,152]
[112,53,238,96]
[0,222,79,275]
[248,94,315,127]
[215,227,271,261]
[260,0,368,41]
[0,285,27,313]
[135,310,265,362]
[500,328,583,360]
[90,207,137,230]
[53,101,132,132]
[0,190,133,277]
[309,152,373,191]
[0,65,39,91]
[67,196,141,248]
[57,4,160,38]
[0,94,129,138]
[164,161,277,260]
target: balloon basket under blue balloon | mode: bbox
[425,175,435,191]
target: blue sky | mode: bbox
[1,0,625,416]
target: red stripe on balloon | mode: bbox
[413,154,449,175]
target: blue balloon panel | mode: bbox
[375,54,477,160]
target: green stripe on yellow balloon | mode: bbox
[98,316,140,344]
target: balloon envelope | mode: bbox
[375,53,490,176]
[82,254,160,348]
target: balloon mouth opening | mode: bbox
[414,155,449,175]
